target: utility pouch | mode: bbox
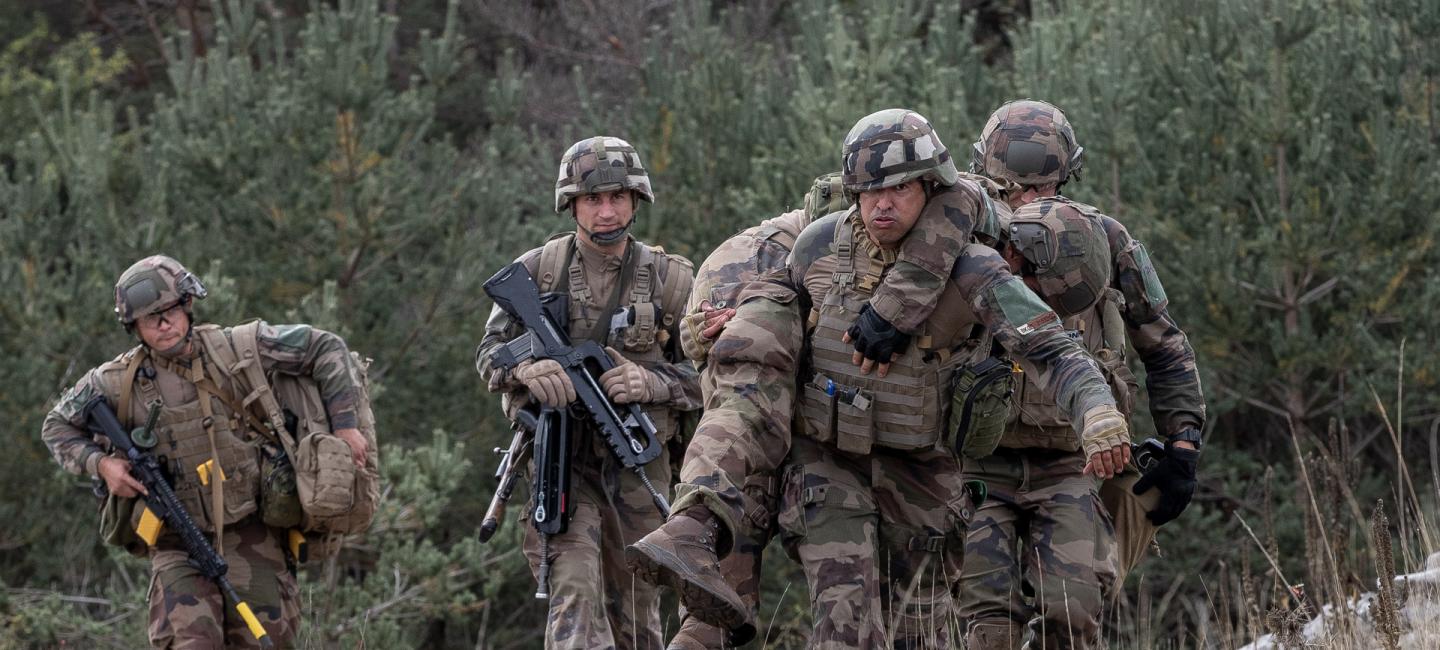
[295,432,358,523]
[99,493,145,556]
[260,444,303,529]
[950,356,1015,459]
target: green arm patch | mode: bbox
[1132,243,1169,307]
[265,323,314,350]
[990,277,1057,334]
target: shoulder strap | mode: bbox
[831,215,856,290]
[537,233,576,295]
[584,241,637,345]
[197,322,288,449]
[656,253,692,330]
[117,350,146,429]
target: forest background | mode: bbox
[1,0,1438,648]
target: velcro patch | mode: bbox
[1017,311,1059,335]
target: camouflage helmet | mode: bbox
[1008,201,1110,317]
[114,255,208,325]
[971,100,1085,188]
[554,136,655,213]
[841,109,959,193]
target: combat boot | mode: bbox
[667,613,728,650]
[626,507,756,644]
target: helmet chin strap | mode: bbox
[576,215,635,246]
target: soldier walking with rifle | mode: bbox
[476,136,700,650]
[40,255,371,648]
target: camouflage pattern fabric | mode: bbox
[789,213,1118,433]
[1007,199,1112,317]
[972,99,1084,189]
[521,457,672,650]
[146,519,299,649]
[40,317,360,643]
[775,436,969,649]
[958,449,1117,650]
[781,205,1118,647]
[840,109,959,193]
[476,236,699,650]
[1095,208,1205,435]
[554,136,655,213]
[43,322,364,477]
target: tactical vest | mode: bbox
[115,327,264,536]
[797,213,981,454]
[1002,286,1138,450]
[534,233,692,442]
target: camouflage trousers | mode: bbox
[523,452,671,650]
[672,474,781,648]
[958,448,1117,650]
[669,399,793,550]
[776,436,969,649]
[146,518,300,649]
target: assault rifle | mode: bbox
[478,408,538,543]
[483,261,670,516]
[85,397,275,649]
[484,262,674,601]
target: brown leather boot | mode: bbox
[627,507,755,645]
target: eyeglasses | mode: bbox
[138,302,185,329]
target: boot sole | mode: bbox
[626,541,757,645]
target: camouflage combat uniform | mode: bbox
[476,137,701,650]
[958,101,1206,650]
[43,306,360,649]
[666,171,1000,647]
[782,202,1117,648]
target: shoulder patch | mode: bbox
[264,323,314,350]
[989,277,1056,334]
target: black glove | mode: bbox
[846,304,911,364]
[1131,441,1199,525]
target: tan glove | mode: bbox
[1080,404,1131,479]
[600,347,669,404]
[679,300,736,363]
[515,359,576,409]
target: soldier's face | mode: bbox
[574,189,635,246]
[858,181,926,249]
[136,302,190,352]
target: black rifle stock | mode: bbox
[85,397,274,649]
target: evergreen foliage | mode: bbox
[1,0,1437,646]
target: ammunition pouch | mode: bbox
[951,357,1015,459]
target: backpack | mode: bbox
[199,322,381,552]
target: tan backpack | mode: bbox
[199,322,381,545]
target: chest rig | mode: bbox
[798,214,975,455]
[115,327,265,539]
[533,233,689,442]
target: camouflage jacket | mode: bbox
[42,322,362,477]
[1091,203,1206,436]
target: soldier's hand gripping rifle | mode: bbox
[85,397,275,649]
[483,261,671,518]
